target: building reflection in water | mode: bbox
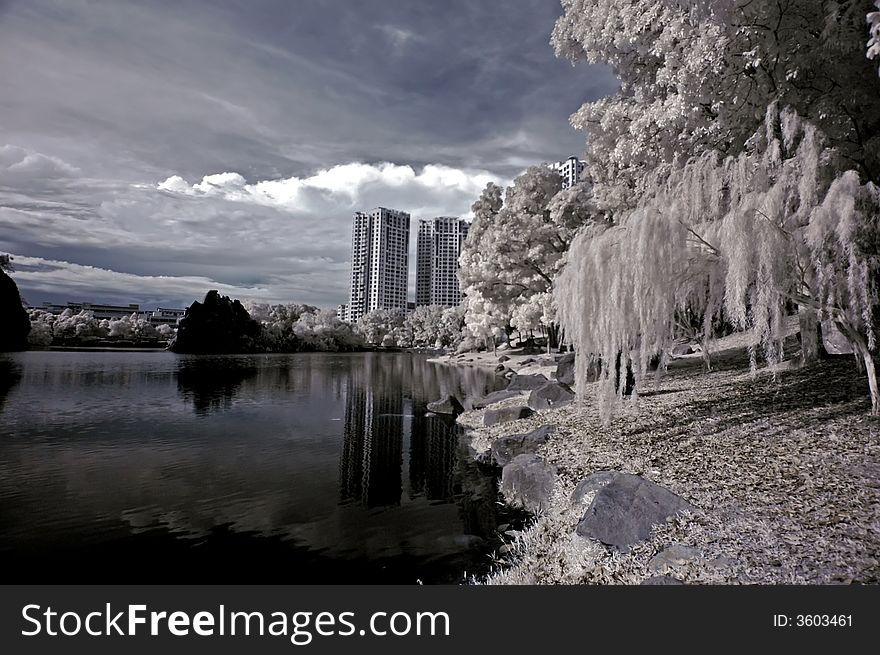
[339,354,474,508]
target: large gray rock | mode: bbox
[555,353,575,385]
[570,470,622,505]
[498,355,511,363]
[471,389,524,409]
[576,473,693,548]
[490,425,556,467]
[506,374,549,391]
[484,405,535,426]
[427,395,465,415]
[821,320,854,355]
[501,454,556,513]
[528,382,575,410]
[537,356,559,367]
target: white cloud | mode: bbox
[3,148,509,308]
[0,145,81,183]
[375,24,423,51]
[157,162,499,212]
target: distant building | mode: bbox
[38,302,186,325]
[551,155,586,189]
[336,303,349,322]
[415,217,469,308]
[347,207,411,323]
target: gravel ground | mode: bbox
[456,342,880,585]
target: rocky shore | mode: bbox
[431,340,880,585]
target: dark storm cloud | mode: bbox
[0,0,616,307]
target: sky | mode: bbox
[0,0,617,310]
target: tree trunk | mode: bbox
[798,305,820,365]
[836,320,880,416]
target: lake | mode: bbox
[0,351,515,584]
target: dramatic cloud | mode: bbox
[0,0,617,308]
[1,147,505,308]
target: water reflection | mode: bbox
[176,356,259,415]
[0,351,514,583]
[0,357,22,411]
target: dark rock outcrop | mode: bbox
[427,395,465,415]
[500,454,556,513]
[506,374,549,391]
[576,473,693,548]
[490,425,556,467]
[0,270,30,352]
[570,470,622,505]
[555,352,575,385]
[471,389,524,408]
[528,382,575,410]
[169,290,263,354]
[498,355,510,363]
[484,405,534,426]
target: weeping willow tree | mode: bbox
[557,106,880,419]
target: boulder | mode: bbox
[821,320,853,355]
[537,356,558,367]
[490,425,556,467]
[0,269,30,352]
[471,389,524,408]
[570,470,622,505]
[498,355,511,363]
[671,343,695,356]
[640,576,685,586]
[555,352,575,385]
[427,395,465,415]
[528,382,575,410]
[170,290,263,354]
[494,364,506,373]
[484,405,534,426]
[501,454,556,513]
[520,357,537,366]
[576,473,693,548]
[506,374,549,391]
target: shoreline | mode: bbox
[447,341,880,585]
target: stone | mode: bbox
[471,389,524,409]
[555,352,575,385]
[0,269,30,352]
[821,320,854,355]
[570,471,622,505]
[427,395,465,415]
[494,364,506,373]
[490,425,556,467]
[640,576,685,586]
[500,454,556,513]
[649,545,701,572]
[498,355,511,363]
[576,473,693,548]
[484,405,534,426]
[671,343,695,356]
[506,374,549,391]
[528,382,575,410]
[537,356,558,367]
[520,357,537,366]
[170,290,263,354]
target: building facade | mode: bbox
[415,217,469,308]
[347,207,411,323]
[38,302,186,325]
[552,155,587,189]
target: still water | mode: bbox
[0,351,514,584]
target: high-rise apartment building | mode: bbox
[551,155,586,189]
[347,207,410,323]
[415,217,469,308]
